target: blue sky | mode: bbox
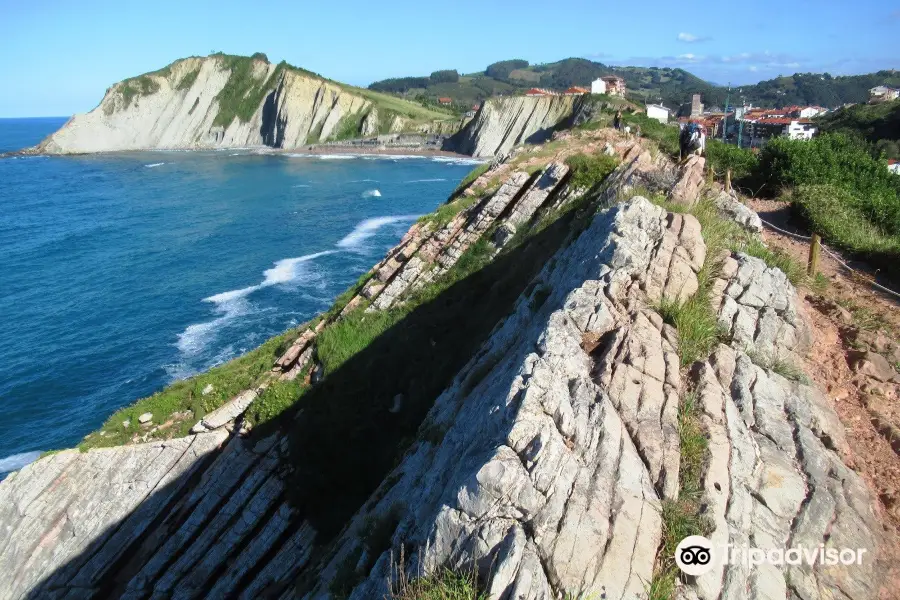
[1,0,897,117]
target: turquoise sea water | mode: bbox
[0,118,479,474]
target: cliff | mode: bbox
[32,54,457,154]
[0,128,889,600]
[447,95,579,157]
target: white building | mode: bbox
[590,78,607,95]
[799,106,827,118]
[870,86,900,101]
[785,120,817,140]
[646,104,671,123]
[889,160,900,175]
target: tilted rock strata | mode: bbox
[314,198,681,600]
[451,95,579,157]
[34,56,446,154]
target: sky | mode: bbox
[0,0,897,117]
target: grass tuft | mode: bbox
[657,295,723,367]
[647,391,711,600]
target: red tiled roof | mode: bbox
[889,159,898,165]
[438,97,452,102]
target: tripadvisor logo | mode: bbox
[674,535,869,576]
[675,536,715,576]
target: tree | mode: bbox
[485,59,529,80]
[429,69,459,84]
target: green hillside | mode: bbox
[369,58,900,112]
[816,100,900,159]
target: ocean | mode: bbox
[0,118,480,475]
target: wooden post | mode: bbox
[808,233,821,276]
[725,168,732,193]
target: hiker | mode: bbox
[679,120,706,160]
[613,110,622,131]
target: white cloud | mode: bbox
[677,32,712,43]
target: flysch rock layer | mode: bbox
[33,56,428,154]
[451,95,579,157]
[311,196,880,600]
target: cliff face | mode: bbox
[34,55,454,154]
[448,95,579,157]
[0,131,885,600]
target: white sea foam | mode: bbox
[430,156,486,166]
[179,250,337,359]
[337,215,419,250]
[349,179,379,183]
[405,178,447,183]
[144,162,165,168]
[0,451,43,474]
[292,184,310,188]
[362,189,382,198]
[316,154,356,160]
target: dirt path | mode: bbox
[746,197,900,598]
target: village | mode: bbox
[436,76,899,167]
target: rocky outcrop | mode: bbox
[0,135,884,600]
[32,56,456,154]
[449,95,578,157]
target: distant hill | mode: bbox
[369,58,900,112]
[816,99,900,159]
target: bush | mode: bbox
[757,134,900,236]
[705,139,758,183]
[485,59,529,80]
[429,69,459,84]
[564,153,619,190]
[622,112,680,158]
[250,52,269,62]
[790,184,900,275]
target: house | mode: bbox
[601,76,626,96]
[798,106,827,118]
[437,97,452,106]
[785,120,817,140]
[591,78,607,94]
[870,86,900,101]
[525,88,553,97]
[646,104,671,124]
[889,159,900,175]
[563,86,590,96]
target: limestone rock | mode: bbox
[670,155,706,207]
[138,413,153,424]
[450,95,578,157]
[712,189,762,233]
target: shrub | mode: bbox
[705,139,758,183]
[485,59,529,80]
[564,153,619,190]
[757,134,900,236]
[790,184,900,275]
[622,112,680,158]
[429,70,459,84]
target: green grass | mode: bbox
[647,391,711,600]
[333,111,367,141]
[741,238,809,288]
[212,55,285,127]
[656,295,723,367]
[78,328,302,450]
[389,568,486,600]
[564,153,620,191]
[119,75,161,108]
[745,350,808,383]
[245,377,309,425]
[835,297,889,332]
[451,163,491,196]
[176,66,201,91]
[419,196,479,229]
[789,185,900,277]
